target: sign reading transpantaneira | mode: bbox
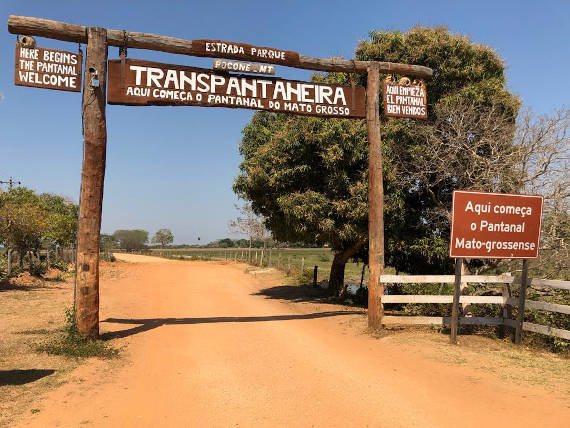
[383,77,427,119]
[107,59,366,118]
[450,190,543,259]
[14,39,82,92]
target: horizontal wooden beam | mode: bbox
[382,316,504,326]
[380,274,570,290]
[506,298,570,315]
[8,15,433,78]
[382,295,507,304]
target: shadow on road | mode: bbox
[101,311,362,340]
[253,284,333,304]
[0,369,56,386]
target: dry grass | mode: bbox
[0,274,77,427]
[381,328,570,398]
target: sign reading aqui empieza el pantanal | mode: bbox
[383,78,427,119]
[450,190,543,259]
[14,43,82,92]
[107,59,365,118]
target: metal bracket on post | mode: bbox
[450,258,462,344]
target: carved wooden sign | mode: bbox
[192,39,300,67]
[14,41,82,92]
[450,190,543,259]
[213,59,275,75]
[107,59,366,118]
[383,77,427,119]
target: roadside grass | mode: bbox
[36,309,120,360]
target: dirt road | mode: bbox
[17,254,569,427]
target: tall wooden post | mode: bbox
[450,258,463,344]
[366,64,384,330]
[75,27,108,339]
[514,259,529,344]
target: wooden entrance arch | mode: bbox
[8,15,433,338]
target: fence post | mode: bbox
[260,249,264,267]
[278,253,281,269]
[7,248,11,276]
[450,258,462,344]
[313,265,318,287]
[287,256,291,275]
[500,281,513,339]
[301,257,305,274]
[515,259,529,344]
[268,250,272,267]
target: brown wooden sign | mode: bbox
[383,78,427,119]
[450,190,543,259]
[107,59,366,118]
[213,59,275,75]
[14,43,82,92]
[192,39,300,67]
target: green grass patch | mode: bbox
[36,309,120,359]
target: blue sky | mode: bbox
[1,1,568,244]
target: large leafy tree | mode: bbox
[39,193,79,248]
[234,27,519,296]
[151,228,174,247]
[113,229,149,251]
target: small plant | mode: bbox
[100,253,116,262]
[50,260,70,272]
[319,254,330,262]
[296,268,314,285]
[36,308,120,359]
[29,262,48,277]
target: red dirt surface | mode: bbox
[15,254,569,427]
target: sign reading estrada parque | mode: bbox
[450,190,543,259]
[107,59,366,118]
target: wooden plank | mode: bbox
[506,298,570,315]
[7,15,433,78]
[522,322,570,340]
[107,59,366,118]
[367,64,384,330]
[15,43,82,92]
[380,274,515,284]
[380,274,570,290]
[382,316,504,326]
[382,295,506,304]
[75,27,108,339]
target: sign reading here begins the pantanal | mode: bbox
[107,59,365,118]
[450,190,543,259]
[15,44,82,92]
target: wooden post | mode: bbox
[278,253,281,269]
[515,259,529,344]
[301,257,305,273]
[287,256,291,275]
[500,281,513,339]
[260,249,264,267]
[75,27,108,339]
[7,249,11,276]
[268,250,272,267]
[450,258,462,344]
[360,264,366,289]
[313,265,318,287]
[366,64,384,330]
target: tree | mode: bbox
[0,187,48,267]
[151,228,174,248]
[228,202,268,259]
[234,27,519,296]
[112,229,149,252]
[39,193,78,248]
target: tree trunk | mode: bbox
[329,252,348,297]
[328,242,363,297]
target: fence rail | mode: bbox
[380,274,570,342]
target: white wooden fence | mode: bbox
[380,274,570,341]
